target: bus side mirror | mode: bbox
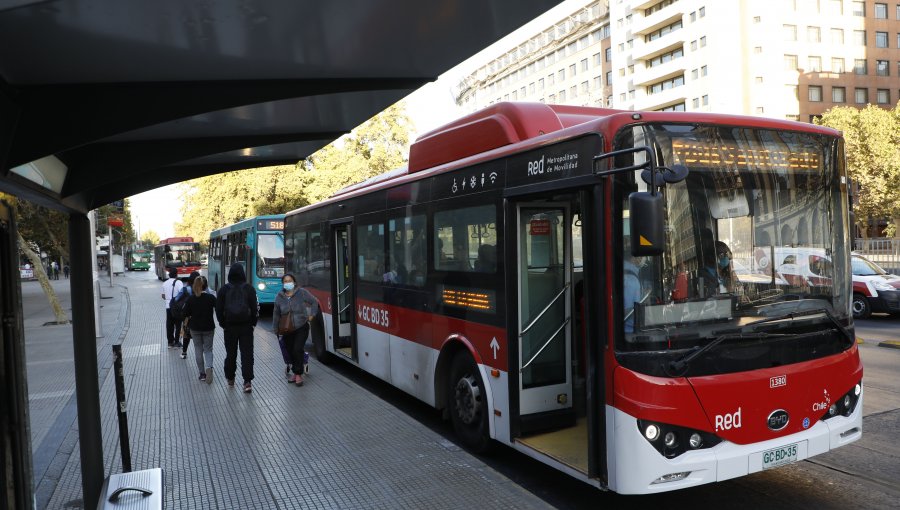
[629,192,665,257]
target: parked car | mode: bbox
[850,253,900,319]
[200,254,208,267]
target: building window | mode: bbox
[756,107,765,113]
[785,54,798,70]
[593,53,601,66]
[830,0,843,15]
[645,19,683,42]
[539,78,545,90]
[897,33,900,48]
[852,1,865,16]
[699,6,706,17]
[832,86,846,103]
[787,85,799,100]
[702,94,709,105]
[875,2,888,18]
[786,114,800,121]
[854,30,866,45]
[548,73,555,85]
[693,97,700,108]
[756,76,763,83]
[877,89,890,104]
[690,11,696,22]
[607,95,613,107]
[784,24,797,41]
[808,85,823,102]
[558,69,565,81]
[549,93,556,102]
[647,47,684,68]
[657,103,686,112]
[569,64,576,77]
[855,87,868,104]
[646,74,685,95]
[754,46,762,53]
[692,68,699,79]
[808,56,822,72]
[559,90,566,102]
[629,89,636,99]
[854,59,867,74]
[897,4,900,19]
[832,57,845,73]
[592,76,601,90]
[877,60,890,76]
[692,40,699,51]
[605,47,612,62]
[569,85,577,98]
[511,90,517,100]
[754,16,761,23]
[831,28,844,44]
[701,65,708,76]
[605,70,612,85]
[808,26,821,43]
[700,36,707,47]
[876,31,888,47]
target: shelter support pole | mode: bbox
[0,197,33,510]
[68,212,104,507]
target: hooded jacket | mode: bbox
[215,263,258,327]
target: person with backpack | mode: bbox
[161,268,184,349]
[184,275,217,383]
[215,263,258,393]
[272,273,319,386]
[171,271,201,359]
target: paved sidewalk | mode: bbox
[25,271,552,509]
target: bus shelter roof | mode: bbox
[0,0,562,213]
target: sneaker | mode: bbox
[198,373,207,382]
[227,379,235,388]
[243,382,252,393]
[293,374,304,387]
[180,352,186,359]
[205,367,213,385]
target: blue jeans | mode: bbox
[223,325,254,382]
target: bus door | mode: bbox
[331,223,357,361]
[515,203,575,431]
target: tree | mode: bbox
[816,103,900,236]
[141,229,160,248]
[177,101,414,236]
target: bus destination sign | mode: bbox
[257,219,285,231]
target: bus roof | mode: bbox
[209,214,285,238]
[158,237,196,245]
[291,102,843,217]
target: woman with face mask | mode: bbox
[272,273,320,386]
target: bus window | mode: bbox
[434,205,496,272]
[256,233,285,278]
[388,214,426,286]
[357,222,385,282]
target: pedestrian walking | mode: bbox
[176,271,201,359]
[184,275,217,384]
[161,268,184,348]
[50,261,59,280]
[272,273,319,386]
[215,263,258,393]
[63,264,69,279]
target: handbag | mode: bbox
[277,311,296,335]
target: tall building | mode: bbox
[610,0,900,119]
[455,0,899,122]
[454,1,611,112]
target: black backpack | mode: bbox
[224,284,251,323]
[169,286,190,321]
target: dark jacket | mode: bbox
[184,291,217,332]
[215,263,258,327]
[272,287,319,333]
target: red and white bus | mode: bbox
[154,236,202,281]
[284,102,862,494]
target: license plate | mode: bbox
[761,443,798,470]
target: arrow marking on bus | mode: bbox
[490,337,500,359]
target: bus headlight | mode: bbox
[637,419,721,458]
[822,380,862,421]
[257,283,266,291]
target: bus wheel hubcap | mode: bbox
[454,375,481,425]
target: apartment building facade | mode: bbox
[453,1,612,112]
[610,0,900,119]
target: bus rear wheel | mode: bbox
[448,351,491,453]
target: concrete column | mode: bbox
[68,212,104,507]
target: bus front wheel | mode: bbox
[447,351,492,453]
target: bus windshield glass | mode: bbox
[131,251,150,263]
[256,233,285,278]
[615,123,851,376]
[165,244,200,267]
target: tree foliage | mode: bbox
[141,229,160,248]
[815,103,900,235]
[177,102,413,240]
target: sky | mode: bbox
[130,0,585,240]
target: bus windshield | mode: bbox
[131,251,150,262]
[257,233,285,278]
[615,124,851,376]
[165,244,200,267]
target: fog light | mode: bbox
[645,424,660,441]
[828,404,837,416]
[651,471,690,484]
[257,283,266,291]
[843,395,851,408]
[689,433,702,449]
[664,431,678,448]
[854,383,861,396]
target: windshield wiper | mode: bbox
[748,307,853,345]
[666,332,772,376]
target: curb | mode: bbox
[878,340,900,350]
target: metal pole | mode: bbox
[108,222,114,287]
[68,212,104,508]
[88,211,102,337]
[112,344,132,472]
